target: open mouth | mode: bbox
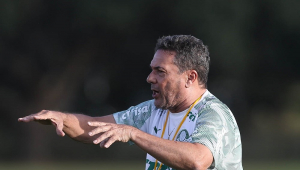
[151,89,159,98]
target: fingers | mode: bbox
[94,129,117,148]
[88,121,107,127]
[100,138,111,148]
[88,123,134,148]
[88,125,111,136]
[33,110,52,120]
[18,110,66,137]
[18,110,50,122]
[88,122,118,147]
[18,115,35,122]
[102,136,118,148]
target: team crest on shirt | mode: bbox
[176,129,190,141]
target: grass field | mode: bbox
[0,160,299,170]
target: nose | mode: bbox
[146,71,156,84]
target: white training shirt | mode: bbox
[113,90,243,170]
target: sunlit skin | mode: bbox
[147,49,205,113]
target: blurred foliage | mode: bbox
[0,0,299,163]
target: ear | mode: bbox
[185,70,198,88]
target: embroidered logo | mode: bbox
[154,126,161,134]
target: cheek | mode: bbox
[158,76,181,95]
[164,81,177,96]
[168,79,183,95]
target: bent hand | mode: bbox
[88,122,136,148]
[18,110,66,137]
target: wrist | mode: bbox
[59,112,69,128]
[129,127,139,141]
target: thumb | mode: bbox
[55,121,65,137]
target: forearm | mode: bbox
[85,119,212,169]
[63,114,115,143]
[131,129,212,170]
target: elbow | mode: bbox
[179,158,209,170]
[192,161,209,170]
[189,154,213,170]
[189,143,213,170]
[176,157,210,170]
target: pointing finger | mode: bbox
[18,110,50,123]
[18,116,34,122]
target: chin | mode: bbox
[154,99,168,110]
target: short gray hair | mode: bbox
[155,35,210,87]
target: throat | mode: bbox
[168,101,191,113]
[169,93,205,113]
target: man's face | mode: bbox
[147,50,186,110]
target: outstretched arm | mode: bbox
[18,110,115,143]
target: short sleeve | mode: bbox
[113,100,154,131]
[190,102,237,169]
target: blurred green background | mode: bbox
[1,0,300,169]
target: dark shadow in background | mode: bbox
[1,0,299,162]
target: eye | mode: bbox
[150,66,166,75]
[157,70,167,77]
[157,68,166,73]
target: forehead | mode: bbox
[150,50,177,68]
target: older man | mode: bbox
[19,35,243,170]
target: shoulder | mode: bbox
[132,99,156,111]
[113,99,159,128]
[195,91,228,111]
[195,91,238,128]
[113,100,157,121]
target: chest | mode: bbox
[148,110,199,142]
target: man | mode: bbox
[19,35,243,170]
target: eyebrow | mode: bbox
[149,65,165,70]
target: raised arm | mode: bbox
[18,110,115,143]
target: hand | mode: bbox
[18,110,66,137]
[88,122,136,148]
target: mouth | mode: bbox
[151,89,159,98]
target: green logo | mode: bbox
[154,126,161,134]
[146,159,172,170]
[176,129,189,141]
[187,112,196,121]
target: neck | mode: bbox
[168,88,206,113]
